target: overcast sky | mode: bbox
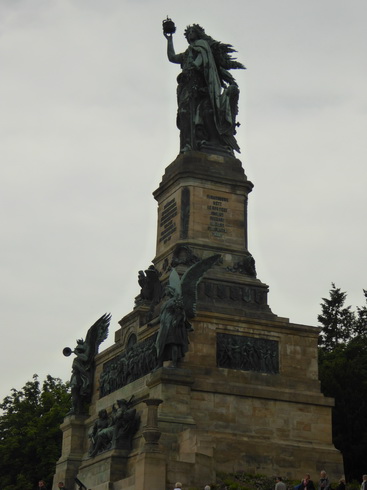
[0,0,366,403]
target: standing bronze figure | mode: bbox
[64,313,111,415]
[149,254,220,369]
[163,19,245,156]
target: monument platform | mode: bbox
[54,152,343,490]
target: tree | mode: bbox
[355,289,367,337]
[318,285,367,481]
[318,283,356,351]
[0,374,71,490]
[319,338,367,481]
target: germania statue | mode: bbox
[163,18,245,157]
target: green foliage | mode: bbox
[318,285,367,481]
[215,472,281,490]
[346,481,362,490]
[0,374,71,489]
[319,338,367,481]
[318,284,367,352]
[318,283,356,350]
[189,473,287,490]
[355,289,367,336]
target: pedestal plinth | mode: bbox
[153,151,254,269]
[52,415,88,490]
[55,152,343,490]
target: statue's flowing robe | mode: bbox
[70,351,92,398]
[191,39,235,138]
[155,295,189,362]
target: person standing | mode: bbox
[319,471,330,490]
[335,477,346,490]
[58,483,68,490]
[276,477,287,490]
[302,474,316,490]
[361,475,367,490]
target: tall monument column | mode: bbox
[152,150,274,322]
[153,151,253,264]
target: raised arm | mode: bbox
[164,32,183,64]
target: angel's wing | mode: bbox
[85,313,111,361]
[181,254,221,318]
[211,41,246,71]
[168,268,182,296]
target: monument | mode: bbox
[53,19,344,490]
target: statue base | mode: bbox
[54,152,343,489]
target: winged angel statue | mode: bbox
[149,254,220,369]
[163,19,245,156]
[66,313,111,414]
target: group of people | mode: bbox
[174,473,345,490]
[37,482,67,490]
[36,472,366,489]
[174,483,210,490]
[275,471,347,490]
[38,481,94,490]
[171,475,367,490]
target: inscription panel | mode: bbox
[159,197,178,244]
[207,194,228,237]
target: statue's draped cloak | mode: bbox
[155,295,189,361]
[191,39,234,137]
[70,351,92,397]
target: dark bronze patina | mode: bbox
[64,313,111,414]
[163,19,245,156]
[148,254,220,369]
[88,397,140,457]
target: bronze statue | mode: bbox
[149,281,190,369]
[163,18,245,156]
[138,265,162,302]
[88,408,109,453]
[149,254,220,368]
[137,265,163,321]
[64,313,111,415]
[88,398,140,456]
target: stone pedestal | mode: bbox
[153,151,254,265]
[77,450,129,486]
[134,451,167,490]
[54,152,343,490]
[52,415,88,489]
[152,152,273,322]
